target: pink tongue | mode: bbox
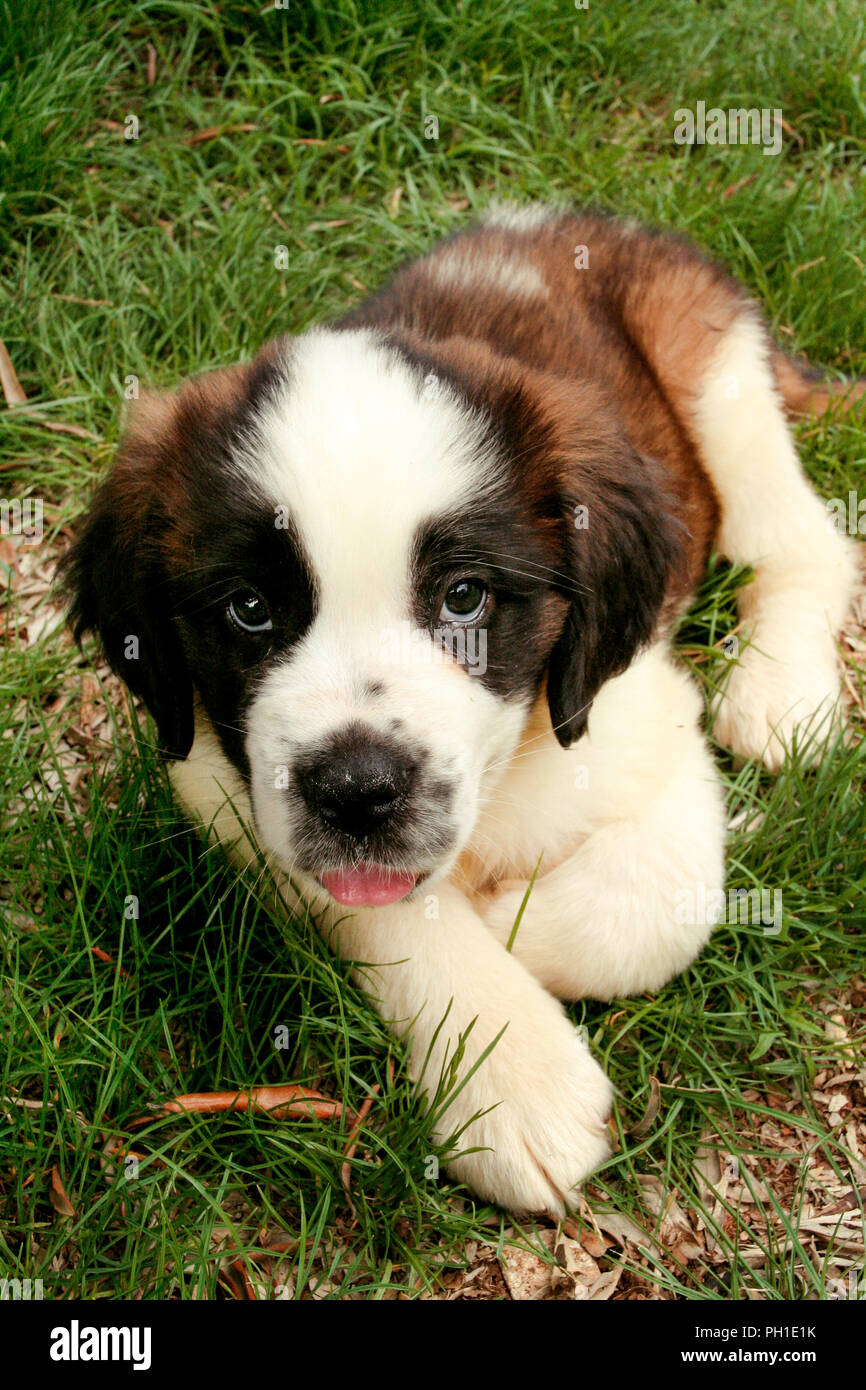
[320,866,417,907]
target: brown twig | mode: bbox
[181,123,259,146]
[159,1083,353,1123]
[294,138,350,154]
[340,1085,381,1211]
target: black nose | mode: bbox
[295,733,416,840]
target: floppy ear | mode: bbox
[546,443,685,748]
[60,396,195,760]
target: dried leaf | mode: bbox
[0,337,27,405]
[630,1076,661,1136]
[588,1266,623,1300]
[49,1167,75,1218]
[498,1244,552,1300]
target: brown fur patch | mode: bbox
[338,211,744,596]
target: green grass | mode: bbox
[1,0,865,1300]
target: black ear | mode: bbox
[546,447,685,748]
[60,404,194,761]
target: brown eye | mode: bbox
[227,589,272,634]
[439,578,488,624]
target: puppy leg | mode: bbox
[308,881,612,1217]
[690,313,857,768]
[479,715,726,1001]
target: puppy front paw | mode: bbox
[711,638,843,769]
[430,1001,613,1217]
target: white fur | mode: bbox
[427,247,548,298]
[690,314,857,766]
[481,200,560,233]
[473,646,727,999]
[170,703,254,852]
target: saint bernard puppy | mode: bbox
[63,204,860,1216]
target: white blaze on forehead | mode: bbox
[237,329,499,622]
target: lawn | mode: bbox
[1,0,865,1300]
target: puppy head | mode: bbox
[63,328,680,906]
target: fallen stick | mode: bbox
[160,1084,353,1123]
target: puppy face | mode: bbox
[64,328,679,905]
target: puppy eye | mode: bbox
[227,589,273,634]
[439,577,489,625]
